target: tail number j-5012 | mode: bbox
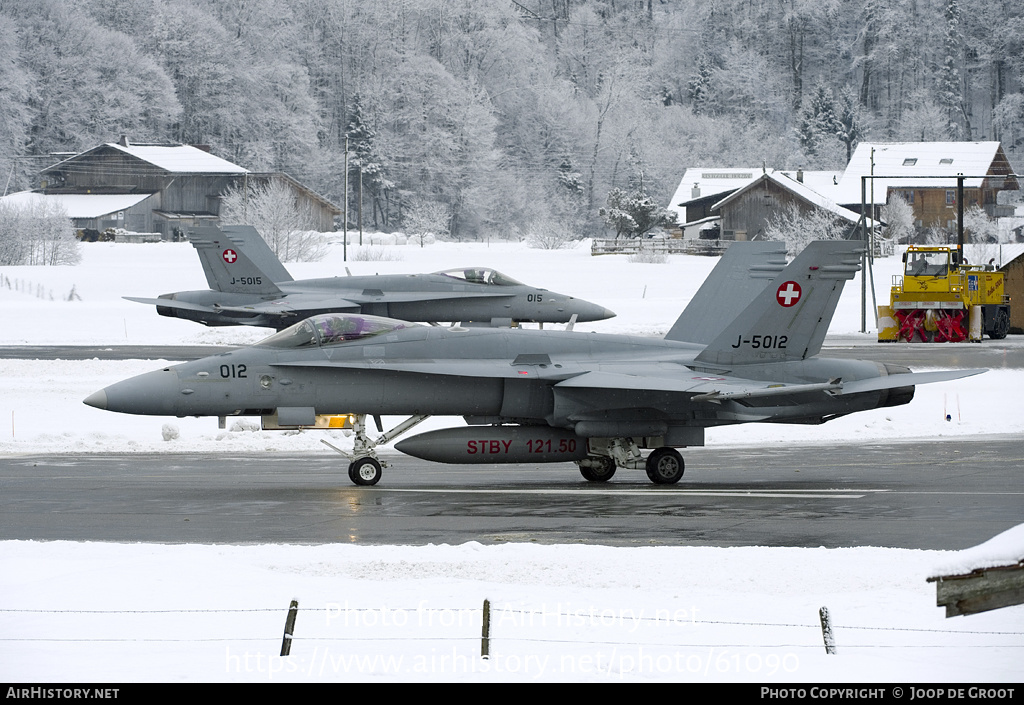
[732,335,788,349]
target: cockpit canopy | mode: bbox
[256,314,418,348]
[435,268,523,286]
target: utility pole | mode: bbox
[343,135,349,262]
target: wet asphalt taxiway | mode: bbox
[2,436,1021,549]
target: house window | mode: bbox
[946,190,956,205]
[903,158,918,166]
[939,158,954,165]
[901,190,914,204]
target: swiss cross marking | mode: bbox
[776,281,802,307]
[223,249,238,264]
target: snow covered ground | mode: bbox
[1,238,1021,682]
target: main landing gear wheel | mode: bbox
[348,457,383,486]
[579,456,616,482]
[645,448,684,485]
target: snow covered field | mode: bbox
[1,238,1021,682]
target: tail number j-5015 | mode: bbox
[732,335,788,349]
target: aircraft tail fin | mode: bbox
[188,225,283,295]
[694,240,862,366]
[219,225,293,283]
[665,241,788,344]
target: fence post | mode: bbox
[819,606,836,655]
[481,598,491,659]
[281,599,299,656]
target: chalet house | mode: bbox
[835,142,1019,230]
[2,138,339,237]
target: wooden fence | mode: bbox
[590,238,729,256]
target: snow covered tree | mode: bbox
[0,199,80,266]
[963,205,1000,244]
[687,54,715,115]
[798,83,843,161]
[881,194,915,246]
[345,95,392,230]
[599,188,676,239]
[220,179,326,262]
[764,203,847,256]
[404,199,451,247]
[938,0,969,139]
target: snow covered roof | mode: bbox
[45,143,249,175]
[778,170,843,199]
[712,171,876,227]
[836,142,1006,206]
[669,169,844,222]
[930,523,1024,578]
[0,190,154,219]
[668,168,761,220]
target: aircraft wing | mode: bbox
[272,357,987,399]
[212,295,361,316]
[553,367,988,401]
[341,290,511,304]
[272,358,588,380]
[552,370,840,398]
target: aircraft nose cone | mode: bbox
[574,301,616,322]
[83,389,107,410]
[83,368,182,416]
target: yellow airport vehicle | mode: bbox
[878,245,1010,342]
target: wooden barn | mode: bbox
[669,168,844,241]
[15,138,339,238]
[712,170,868,241]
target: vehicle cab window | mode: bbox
[905,251,950,277]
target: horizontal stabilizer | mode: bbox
[122,296,217,314]
[836,368,987,395]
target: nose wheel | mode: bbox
[321,413,431,486]
[348,457,383,486]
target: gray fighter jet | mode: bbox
[86,241,984,486]
[124,225,614,329]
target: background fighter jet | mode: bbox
[87,241,984,486]
[124,225,614,329]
